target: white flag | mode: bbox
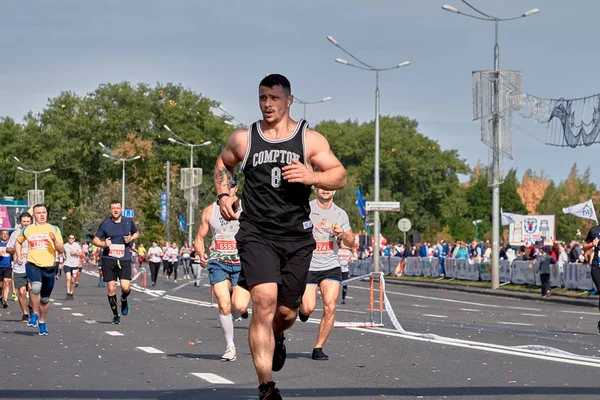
[562,199,598,224]
[501,211,527,226]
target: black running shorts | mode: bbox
[306,267,343,285]
[236,221,316,309]
[101,258,132,282]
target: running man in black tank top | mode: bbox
[214,74,346,400]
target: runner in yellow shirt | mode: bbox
[15,204,64,336]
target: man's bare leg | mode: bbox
[248,282,278,384]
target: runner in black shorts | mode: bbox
[214,74,347,400]
[92,200,139,325]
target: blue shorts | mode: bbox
[207,260,241,286]
[26,262,56,298]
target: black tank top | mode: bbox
[240,119,312,239]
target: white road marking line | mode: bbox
[350,327,600,369]
[497,321,534,326]
[422,314,447,318]
[337,309,368,315]
[353,286,541,311]
[137,347,164,354]
[558,310,598,316]
[85,320,96,324]
[118,272,600,369]
[190,373,234,384]
[61,307,72,310]
[412,304,429,308]
[54,303,62,306]
[521,313,547,317]
[105,331,124,336]
[72,313,84,317]
[460,308,481,312]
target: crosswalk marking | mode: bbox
[72,313,84,316]
[85,320,96,324]
[105,331,124,336]
[136,347,164,354]
[61,307,72,310]
[190,373,234,384]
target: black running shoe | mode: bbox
[597,320,600,334]
[21,314,29,323]
[112,315,121,325]
[272,334,286,372]
[341,299,346,305]
[2,299,8,308]
[298,311,309,322]
[311,347,329,361]
[259,381,282,400]
[241,311,249,319]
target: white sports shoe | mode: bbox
[221,346,237,362]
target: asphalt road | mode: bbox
[0,267,599,400]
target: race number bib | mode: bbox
[215,239,237,254]
[314,233,334,255]
[109,244,125,258]
[0,247,6,256]
[29,234,50,250]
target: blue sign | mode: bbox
[122,209,135,218]
[160,191,167,223]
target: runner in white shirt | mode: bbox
[62,235,83,300]
[147,241,163,287]
[298,188,354,361]
[6,212,33,322]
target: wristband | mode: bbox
[217,193,230,203]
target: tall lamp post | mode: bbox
[472,219,482,241]
[294,96,332,120]
[13,157,51,192]
[163,125,211,247]
[442,1,539,289]
[327,35,410,273]
[218,105,246,128]
[98,143,141,211]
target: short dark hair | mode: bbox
[260,74,291,96]
[33,204,47,213]
[19,212,32,222]
[110,200,121,207]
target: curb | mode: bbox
[384,278,599,308]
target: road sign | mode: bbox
[366,201,400,212]
[397,218,412,232]
[122,209,135,218]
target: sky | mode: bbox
[2,0,600,186]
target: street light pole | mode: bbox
[14,157,51,204]
[163,125,211,246]
[442,1,539,290]
[99,143,141,212]
[294,96,333,120]
[327,35,410,273]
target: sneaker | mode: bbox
[311,347,329,361]
[258,381,282,400]
[65,294,71,301]
[112,316,121,325]
[27,313,39,328]
[341,299,346,305]
[21,314,29,323]
[221,346,237,361]
[121,300,130,316]
[173,280,177,284]
[272,334,286,372]
[241,311,249,320]
[39,322,49,336]
[75,283,79,288]
[597,320,600,334]
[11,291,17,301]
[2,299,8,308]
[298,311,309,322]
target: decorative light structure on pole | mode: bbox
[294,96,332,120]
[163,125,211,247]
[442,0,539,289]
[14,156,51,206]
[98,142,141,211]
[327,35,410,273]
